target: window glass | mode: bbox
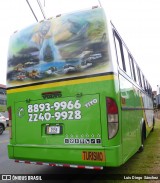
[0,99,5,105]
[144,79,147,92]
[122,45,131,77]
[134,63,139,85]
[137,67,142,87]
[148,84,150,94]
[149,85,152,96]
[114,33,124,70]
[129,56,135,81]
[8,8,110,88]
[140,72,144,90]
[0,89,5,95]
[146,81,150,94]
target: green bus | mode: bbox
[7,7,154,170]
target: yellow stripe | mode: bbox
[7,75,115,94]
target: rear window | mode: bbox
[7,8,112,88]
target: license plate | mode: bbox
[46,126,62,134]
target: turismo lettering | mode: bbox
[82,151,105,162]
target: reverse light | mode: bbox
[106,98,119,139]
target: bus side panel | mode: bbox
[119,74,142,162]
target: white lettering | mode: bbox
[85,99,98,108]
[27,100,82,122]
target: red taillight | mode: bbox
[106,98,118,114]
[106,97,119,139]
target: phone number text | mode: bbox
[27,100,82,122]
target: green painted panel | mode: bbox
[15,94,102,146]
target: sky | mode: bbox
[1,0,160,91]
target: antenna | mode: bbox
[37,0,46,19]
[26,0,38,22]
[98,0,102,7]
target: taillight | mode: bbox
[8,107,12,139]
[106,98,118,139]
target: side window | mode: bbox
[140,72,144,90]
[122,45,131,77]
[134,63,139,85]
[149,85,152,96]
[114,32,125,71]
[144,78,147,92]
[145,80,149,94]
[0,89,5,95]
[146,81,149,94]
[137,67,142,87]
[147,83,150,94]
[129,55,136,81]
[0,99,5,105]
[148,84,150,96]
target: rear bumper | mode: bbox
[14,159,103,170]
[8,144,122,167]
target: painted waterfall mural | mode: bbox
[7,8,112,87]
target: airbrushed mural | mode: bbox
[7,8,112,87]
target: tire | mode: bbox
[151,118,155,132]
[138,125,145,153]
[0,124,4,135]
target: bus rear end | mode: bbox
[7,7,121,169]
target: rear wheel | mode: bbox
[151,118,155,132]
[138,124,145,153]
[0,124,4,135]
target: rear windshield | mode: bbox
[7,8,112,88]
